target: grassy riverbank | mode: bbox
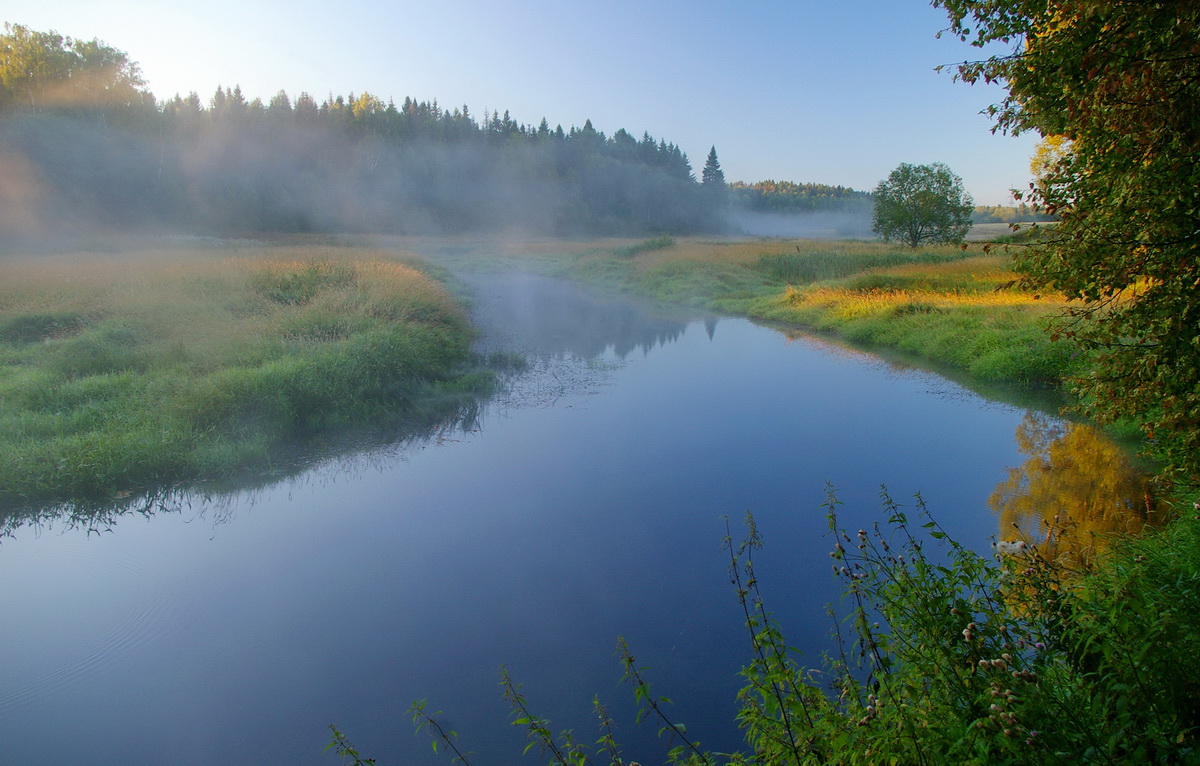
[560,237,1081,389]
[0,245,490,510]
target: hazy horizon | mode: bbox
[10,0,1038,206]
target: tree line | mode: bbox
[0,22,890,242]
[0,22,728,239]
[728,180,873,215]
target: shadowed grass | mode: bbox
[0,246,488,509]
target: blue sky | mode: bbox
[8,0,1036,204]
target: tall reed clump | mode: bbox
[365,488,1199,766]
[0,249,488,509]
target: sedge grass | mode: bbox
[0,246,486,509]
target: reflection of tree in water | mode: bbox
[989,412,1169,564]
[461,271,692,359]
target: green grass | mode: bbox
[0,247,491,511]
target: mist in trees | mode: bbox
[1,91,722,240]
[0,23,732,242]
[726,180,875,238]
[0,22,889,244]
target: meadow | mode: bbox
[0,244,491,511]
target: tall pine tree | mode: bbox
[701,145,725,188]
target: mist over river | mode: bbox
[0,270,1155,765]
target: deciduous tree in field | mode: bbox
[871,161,973,247]
[935,0,1200,481]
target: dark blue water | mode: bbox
[0,272,1144,764]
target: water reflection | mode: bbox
[988,412,1169,564]
[458,270,692,358]
[0,397,486,541]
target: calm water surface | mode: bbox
[0,271,1155,764]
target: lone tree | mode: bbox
[934,0,1200,481]
[871,162,973,247]
[701,145,726,189]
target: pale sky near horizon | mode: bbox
[5,0,1037,205]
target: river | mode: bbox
[0,269,1159,764]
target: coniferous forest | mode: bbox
[0,22,879,243]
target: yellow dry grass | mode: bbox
[787,285,1064,321]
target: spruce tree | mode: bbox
[701,145,725,188]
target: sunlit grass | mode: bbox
[0,246,483,507]
[726,255,1076,385]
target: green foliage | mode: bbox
[701,146,726,190]
[932,0,1200,482]
[971,204,1054,225]
[325,725,376,765]
[0,22,151,114]
[410,700,472,764]
[872,162,973,247]
[728,181,873,215]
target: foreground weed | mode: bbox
[394,488,1199,766]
